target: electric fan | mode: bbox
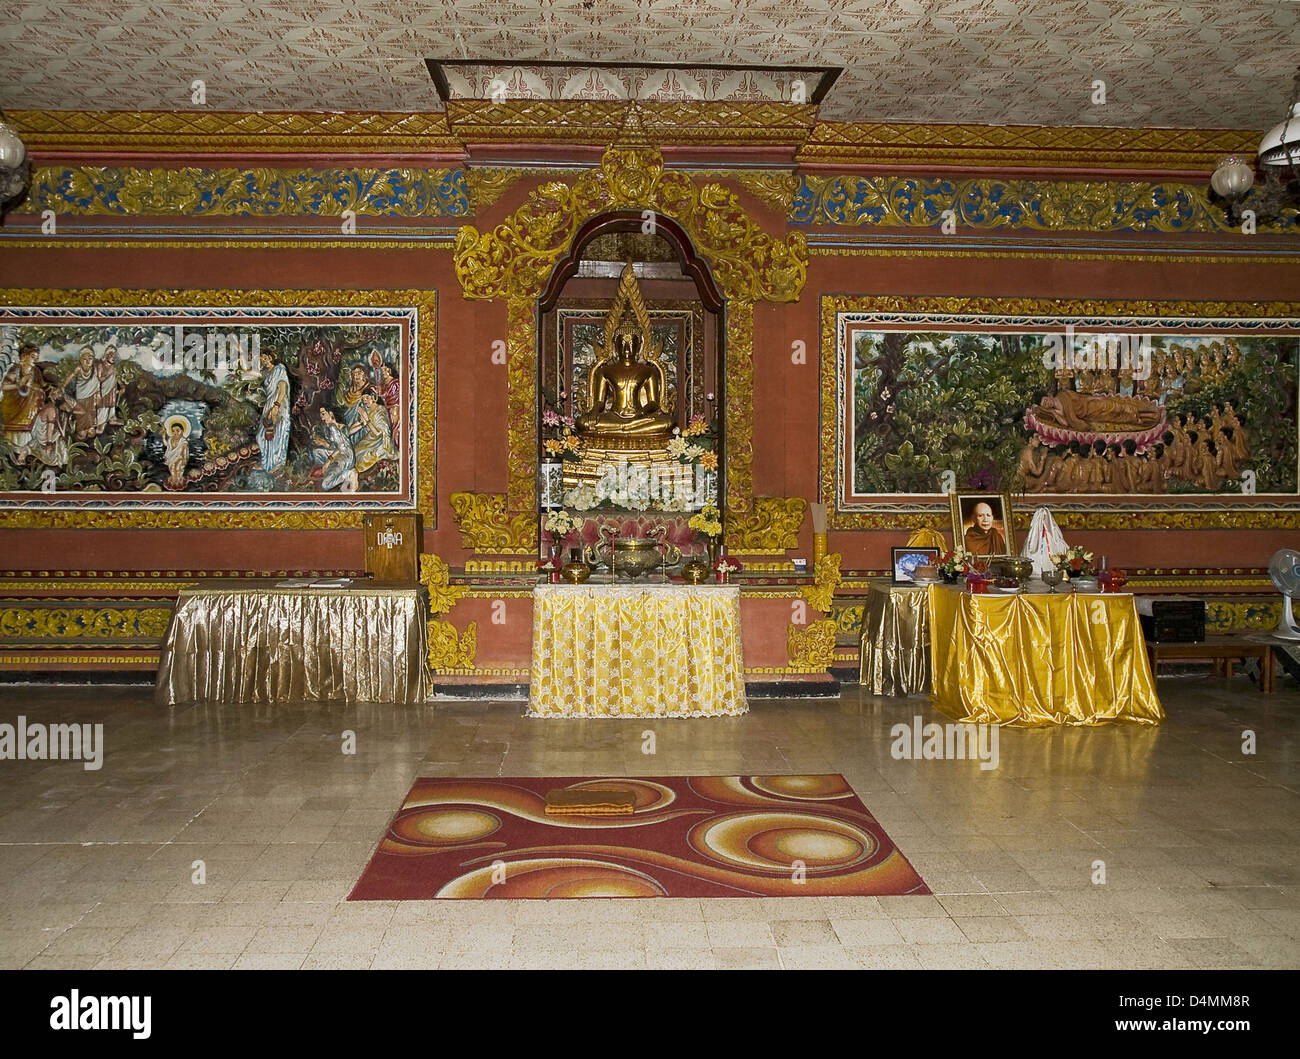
[1267,549,1300,640]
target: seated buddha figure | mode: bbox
[575,321,675,443]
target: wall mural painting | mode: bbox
[831,307,1300,513]
[0,305,420,512]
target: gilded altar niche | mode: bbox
[450,136,808,555]
[538,244,723,558]
[543,259,716,496]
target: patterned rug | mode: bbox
[349,774,929,899]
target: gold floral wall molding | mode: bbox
[419,552,477,672]
[453,140,808,528]
[682,170,802,215]
[449,492,539,555]
[786,618,838,671]
[29,165,469,218]
[794,173,1297,234]
[0,606,171,641]
[727,497,807,554]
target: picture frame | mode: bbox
[539,461,565,510]
[891,545,941,584]
[950,492,1015,557]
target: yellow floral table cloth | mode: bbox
[928,585,1164,727]
[155,583,430,706]
[859,580,931,696]
[528,583,748,718]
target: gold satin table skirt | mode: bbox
[859,580,930,696]
[155,584,431,705]
[928,585,1164,727]
[528,583,748,718]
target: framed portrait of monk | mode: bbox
[950,492,1015,557]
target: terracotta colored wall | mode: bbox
[1,185,1297,576]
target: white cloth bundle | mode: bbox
[1020,506,1069,579]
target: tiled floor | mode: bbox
[1,673,1297,970]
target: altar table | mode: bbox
[859,580,930,696]
[527,582,748,718]
[928,585,1164,727]
[155,582,430,705]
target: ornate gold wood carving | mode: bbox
[0,606,171,640]
[798,121,1262,172]
[801,553,844,613]
[449,492,539,554]
[463,167,531,213]
[685,170,802,215]
[10,109,461,156]
[419,552,477,672]
[796,173,1296,234]
[444,100,816,147]
[726,497,807,553]
[0,288,436,530]
[786,618,839,671]
[453,140,807,529]
[29,165,467,218]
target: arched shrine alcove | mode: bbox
[536,212,726,559]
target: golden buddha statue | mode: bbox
[576,322,674,441]
[564,263,681,489]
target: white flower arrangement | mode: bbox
[544,509,578,536]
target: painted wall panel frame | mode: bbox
[820,294,1300,530]
[0,288,435,528]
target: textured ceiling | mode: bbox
[0,1,1296,129]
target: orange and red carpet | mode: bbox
[349,774,929,899]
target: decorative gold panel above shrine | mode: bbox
[453,140,808,540]
[445,100,816,148]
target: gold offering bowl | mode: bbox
[584,530,681,580]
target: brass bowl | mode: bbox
[587,536,678,580]
[560,559,591,583]
[681,557,710,583]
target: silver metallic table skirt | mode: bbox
[858,580,931,696]
[155,583,430,705]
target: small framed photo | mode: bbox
[950,492,1015,556]
[891,545,941,584]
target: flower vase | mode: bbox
[706,537,720,570]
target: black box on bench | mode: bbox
[1136,597,1206,643]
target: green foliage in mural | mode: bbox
[852,329,1299,496]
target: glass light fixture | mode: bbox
[1210,156,1254,198]
[1258,67,1300,169]
[0,109,30,214]
[0,116,25,169]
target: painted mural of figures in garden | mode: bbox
[849,327,1298,497]
[0,322,406,498]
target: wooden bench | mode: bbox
[1145,636,1275,693]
